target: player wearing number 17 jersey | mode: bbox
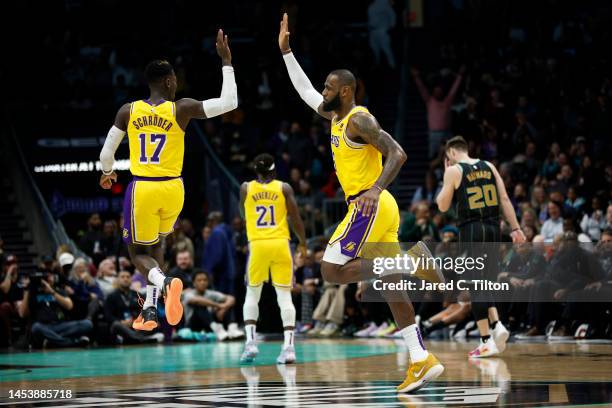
[98,29,238,331]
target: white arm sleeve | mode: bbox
[202,66,238,118]
[99,125,126,174]
[282,52,324,112]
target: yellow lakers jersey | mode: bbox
[330,106,383,199]
[245,180,290,241]
[127,100,185,177]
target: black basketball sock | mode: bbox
[490,320,499,330]
[481,334,491,343]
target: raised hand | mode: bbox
[278,12,291,54]
[216,29,232,66]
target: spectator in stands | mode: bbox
[79,213,104,263]
[367,0,396,69]
[68,258,104,320]
[0,256,20,347]
[309,282,347,337]
[182,270,242,340]
[497,243,545,331]
[539,201,564,242]
[411,171,441,207]
[170,219,195,262]
[100,219,121,258]
[298,247,324,333]
[523,232,605,338]
[202,212,236,294]
[606,205,612,230]
[20,269,92,348]
[400,202,440,242]
[565,186,586,214]
[541,143,561,181]
[531,185,549,223]
[96,259,117,297]
[105,270,163,344]
[411,65,465,158]
[511,112,538,151]
[581,197,606,242]
[168,249,195,289]
[194,225,212,267]
[563,215,593,245]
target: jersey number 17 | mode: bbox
[139,133,167,164]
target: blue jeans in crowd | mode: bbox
[31,319,93,347]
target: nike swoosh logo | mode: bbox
[413,366,426,378]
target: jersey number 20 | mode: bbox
[256,205,276,227]
[467,184,498,209]
[139,133,166,164]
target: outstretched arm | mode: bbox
[176,29,238,127]
[99,103,129,189]
[278,13,331,120]
[411,67,430,103]
[345,112,407,217]
[444,67,464,105]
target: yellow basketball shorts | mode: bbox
[122,176,184,245]
[323,189,400,265]
[246,238,293,287]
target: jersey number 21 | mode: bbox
[256,205,276,227]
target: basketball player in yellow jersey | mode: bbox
[239,153,307,364]
[98,30,238,331]
[279,13,443,392]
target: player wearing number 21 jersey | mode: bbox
[239,153,307,365]
[98,29,238,332]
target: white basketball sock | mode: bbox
[400,324,429,363]
[148,267,166,290]
[283,330,294,348]
[143,285,158,309]
[245,324,257,344]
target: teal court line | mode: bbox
[0,341,398,382]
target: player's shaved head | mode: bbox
[329,69,356,92]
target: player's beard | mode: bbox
[322,93,341,112]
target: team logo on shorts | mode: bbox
[122,228,128,238]
[343,241,356,252]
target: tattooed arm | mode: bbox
[345,111,407,216]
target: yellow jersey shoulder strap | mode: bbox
[339,106,371,149]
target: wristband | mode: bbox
[373,184,384,193]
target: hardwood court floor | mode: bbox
[1,339,611,407]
